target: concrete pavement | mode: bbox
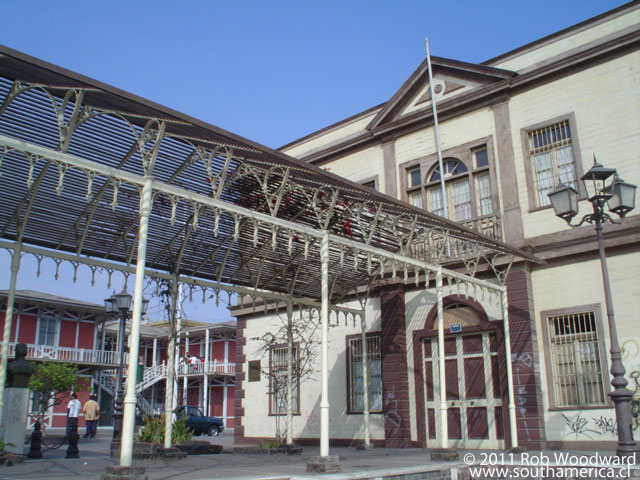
[2,428,639,479]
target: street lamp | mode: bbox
[548,156,637,459]
[104,289,148,456]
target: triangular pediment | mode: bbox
[367,56,516,132]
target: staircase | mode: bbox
[94,364,168,415]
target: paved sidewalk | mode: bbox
[2,429,638,480]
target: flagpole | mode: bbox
[425,37,449,220]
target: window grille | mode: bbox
[270,346,299,414]
[528,120,577,207]
[547,311,606,407]
[349,336,382,412]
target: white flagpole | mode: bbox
[425,38,449,220]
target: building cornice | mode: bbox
[294,30,639,166]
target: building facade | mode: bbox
[0,290,236,429]
[234,3,640,450]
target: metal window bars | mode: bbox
[349,336,381,412]
[548,311,606,407]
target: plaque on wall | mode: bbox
[248,360,261,382]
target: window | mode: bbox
[405,142,495,226]
[37,315,58,346]
[528,120,577,207]
[348,336,382,413]
[475,173,493,216]
[474,148,489,168]
[269,346,299,415]
[547,310,606,407]
[408,168,421,188]
[361,180,376,190]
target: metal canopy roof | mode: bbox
[0,45,538,305]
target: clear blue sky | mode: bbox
[0,0,628,321]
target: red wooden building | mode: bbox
[0,290,236,429]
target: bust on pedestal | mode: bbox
[3,344,36,455]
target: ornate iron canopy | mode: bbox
[0,45,539,306]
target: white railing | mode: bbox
[138,363,168,391]
[178,360,236,375]
[8,342,129,365]
[137,393,159,416]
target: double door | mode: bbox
[423,332,504,449]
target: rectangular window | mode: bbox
[474,148,489,168]
[409,191,422,208]
[547,311,606,407]
[270,346,299,415]
[475,173,493,216]
[349,336,382,412]
[528,120,577,207]
[37,316,58,346]
[451,179,472,221]
[408,168,421,188]
[428,187,444,217]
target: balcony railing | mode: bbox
[178,360,236,376]
[408,213,503,262]
[8,342,129,365]
[461,213,502,241]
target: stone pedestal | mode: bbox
[3,387,30,455]
[101,466,147,480]
[431,447,460,461]
[306,455,341,473]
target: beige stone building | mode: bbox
[233,3,640,450]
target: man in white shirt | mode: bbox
[66,393,81,437]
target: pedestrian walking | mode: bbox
[66,393,81,437]
[83,394,100,438]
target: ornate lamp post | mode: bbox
[104,290,148,457]
[548,157,637,459]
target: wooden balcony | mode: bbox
[178,360,236,377]
[8,342,128,366]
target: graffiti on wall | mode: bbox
[384,385,402,436]
[621,338,640,431]
[562,413,618,439]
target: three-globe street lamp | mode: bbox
[104,290,148,456]
[548,157,637,459]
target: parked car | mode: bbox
[175,406,224,436]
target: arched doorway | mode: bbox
[421,302,505,449]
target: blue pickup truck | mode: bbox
[175,406,224,436]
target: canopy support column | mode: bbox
[501,289,518,448]
[0,242,22,428]
[320,231,330,457]
[286,300,294,445]
[360,310,371,449]
[436,267,448,449]
[120,176,154,467]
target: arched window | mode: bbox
[405,145,494,225]
[429,158,468,182]
[426,158,472,221]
